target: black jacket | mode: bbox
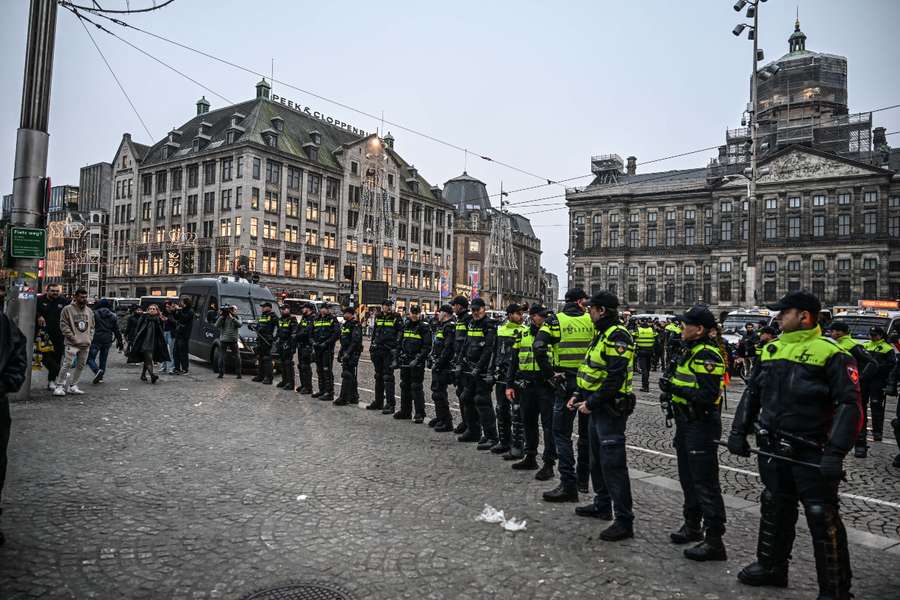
[431,318,456,371]
[276,316,298,352]
[125,313,142,343]
[339,318,363,359]
[295,313,315,356]
[92,307,124,347]
[254,311,277,351]
[36,293,68,341]
[126,315,170,363]
[399,318,432,367]
[174,307,195,341]
[311,314,340,349]
[462,315,496,376]
[371,311,403,351]
[671,338,724,408]
[0,313,28,398]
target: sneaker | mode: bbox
[67,385,85,395]
[52,386,67,397]
[92,370,104,385]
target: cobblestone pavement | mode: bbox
[2,350,899,600]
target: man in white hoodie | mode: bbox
[54,289,95,396]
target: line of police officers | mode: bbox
[248,287,864,600]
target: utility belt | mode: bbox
[673,402,717,422]
[756,427,822,458]
[607,392,637,417]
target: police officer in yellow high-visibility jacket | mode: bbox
[660,305,728,562]
[635,319,658,392]
[570,291,636,542]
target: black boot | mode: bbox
[297,386,313,394]
[365,400,383,410]
[575,504,612,520]
[853,445,867,458]
[453,422,467,435]
[684,532,727,561]
[807,504,853,600]
[738,562,789,588]
[511,454,538,470]
[542,484,579,503]
[599,521,634,541]
[477,437,498,451]
[738,490,796,588]
[262,378,273,385]
[670,522,703,544]
[276,380,287,388]
[577,478,590,494]
[457,430,481,443]
[393,411,412,420]
[413,415,425,424]
[252,375,264,382]
[381,404,396,415]
[427,417,439,427]
[534,461,555,481]
[333,396,348,406]
[311,390,324,398]
[490,442,510,454]
[433,420,454,433]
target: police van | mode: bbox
[179,276,276,370]
[721,308,776,347]
[831,308,900,343]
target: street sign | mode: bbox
[8,226,47,259]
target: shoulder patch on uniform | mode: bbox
[703,359,717,372]
[847,365,859,385]
[766,344,777,354]
[614,341,628,354]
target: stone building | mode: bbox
[566,21,900,311]
[106,80,453,311]
[445,172,543,307]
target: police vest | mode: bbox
[835,335,860,352]
[665,323,682,335]
[554,312,595,369]
[515,327,540,372]
[403,326,424,340]
[576,324,634,393]
[671,341,726,407]
[635,326,656,349]
[864,339,893,355]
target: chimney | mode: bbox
[196,96,210,115]
[256,78,271,99]
[626,156,637,176]
[383,131,395,149]
[873,127,887,147]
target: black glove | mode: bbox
[726,432,751,457]
[658,376,673,395]
[483,374,496,386]
[819,454,844,481]
[884,383,897,397]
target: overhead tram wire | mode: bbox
[77,13,154,141]
[67,7,234,105]
[61,0,177,14]
[60,4,563,188]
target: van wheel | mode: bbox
[210,346,219,373]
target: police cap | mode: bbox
[680,305,717,329]
[528,303,549,317]
[586,291,619,309]
[766,290,821,315]
[451,295,469,308]
[830,321,849,333]
[870,326,886,337]
[381,298,394,306]
[410,305,421,314]
[564,288,589,302]
[506,302,525,315]
[758,325,779,336]
[260,301,272,308]
[342,305,356,315]
[471,298,486,310]
[439,304,454,314]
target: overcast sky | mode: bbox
[2,0,899,281]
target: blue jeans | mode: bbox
[86,343,111,374]
[161,331,175,373]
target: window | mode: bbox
[813,194,826,207]
[219,218,232,237]
[203,161,216,185]
[324,205,337,226]
[720,200,732,213]
[647,228,656,247]
[609,230,619,247]
[304,228,318,246]
[187,164,199,188]
[665,227,675,246]
[837,280,851,303]
[862,257,878,270]
[609,213,619,224]
[286,196,299,218]
[264,191,279,214]
[812,259,825,272]
[646,266,656,277]
[864,191,878,203]
[664,265,676,276]
[187,194,198,216]
[629,212,639,223]
[236,156,244,178]
[837,258,851,271]
[787,260,801,272]
[648,211,657,223]
[262,252,278,276]
[171,197,181,217]
[645,283,656,304]
[284,224,299,243]
[265,160,281,185]
[864,212,877,234]
[304,257,318,279]
[251,187,260,210]
[864,279,877,298]
[719,262,732,273]
[788,196,801,209]
[765,218,777,239]
[306,201,319,222]
[704,207,713,219]
[350,161,359,176]
[284,255,299,278]
[719,281,732,303]
[764,260,777,273]
[704,225,712,244]
[890,196,900,208]
[788,216,800,238]
[325,178,339,201]
[765,198,777,210]
[155,171,167,194]
[684,209,695,221]
[156,199,166,219]
[250,217,258,238]
[142,174,152,196]
[812,280,825,299]
[469,239,480,252]
[720,221,732,242]
[665,209,676,221]
[203,192,215,213]
[287,166,302,190]
[813,215,825,237]
[891,216,900,237]
[837,192,850,205]
[265,221,279,240]
[141,202,151,221]
[221,158,233,182]
[323,231,336,249]
[221,189,232,210]
[235,186,242,208]
[252,158,261,180]
[627,229,638,246]
[838,214,851,236]
[171,168,182,192]
[740,219,748,240]
[307,173,321,196]
[763,281,777,302]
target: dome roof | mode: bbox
[443,171,491,212]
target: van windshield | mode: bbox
[723,315,770,334]
[222,296,258,320]
[832,316,891,339]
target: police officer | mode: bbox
[858,326,895,457]
[665,318,683,364]
[429,305,457,433]
[311,303,340,402]
[251,302,276,385]
[450,296,472,434]
[543,289,594,502]
[367,299,403,413]
[506,303,556,478]
[570,291,636,542]
[458,298,499,450]
[660,305,728,561]
[492,303,527,456]
[728,290,860,600]
[295,303,315,394]
[275,305,298,390]
[397,305,432,422]
[335,306,363,406]
[635,318,657,392]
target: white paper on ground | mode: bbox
[475,504,506,524]
[501,518,527,532]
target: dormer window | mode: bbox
[310,130,322,145]
[192,139,200,152]
[266,134,276,147]
[272,116,284,132]
[163,147,170,159]
[226,131,235,144]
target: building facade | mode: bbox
[106,80,453,311]
[78,162,113,213]
[566,22,900,311]
[446,172,543,307]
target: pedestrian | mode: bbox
[275,305,297,390]
[215,305,242,379]
[295,303,315,394]
[251,302,276,385]
[53,289,95,396]
[457,298,499,450]
[0,308,28,546]
[396,305,432,422]
[449,296,472,433]
[428,304,457,433]
[159,300,177,374]
[543,288,595,502]
[660,305,728,561]
[311,303,340,402]
[172,297,194,374]
[86,298,124,384]
[570,291,636,542]
[366,299,402,413]
[728,290,860,600]
[492,303,527,457]
[124,306,143,354]
[126,303,169,384]
[635,318,657,392]
[506,303,556,478]
[857,326,894,457]
[335,306,363,406]
[35,283,68,390]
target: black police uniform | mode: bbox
[275,315,298,389]
[252,309,277,384]
[729,295,861,599]
[295,310,315,393]
[368,308,403,412]
[458,312,499,446]
[859,334,894,449]
[336,315,363,405]
[397,317,432,420]
[493,317,524,456]
[311,311,340,401]
[451,308,472,432]
[430,316,456,431]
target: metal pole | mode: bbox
[745,3,760,306]
[7,0,58,400]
